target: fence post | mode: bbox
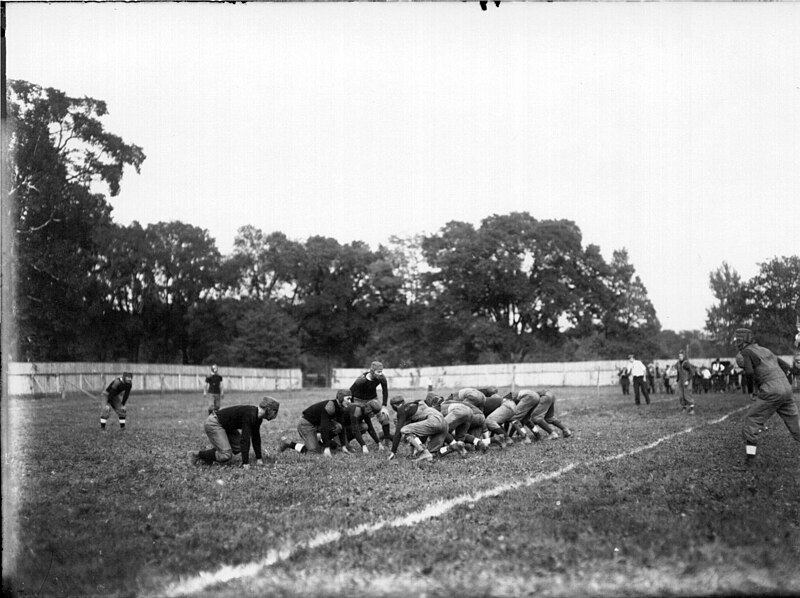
[511,364,516,393]
[59,374,66,399]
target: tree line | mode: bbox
[7,80,799,376]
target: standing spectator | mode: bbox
[729,359,742,391]
[387,395,448,462]
[710,358,724,392]
[662,363,674,394]
[627,355,651,406]
[733,328,799,465]
[618,366,631,396]
[676,350,696,414]
[204,364,224,412]
[190,396,280,468]
[350,361,391,443]
[667,362,678,394]
[646,361,657,394]
[700,365,712,393]
[278,390,351,457]
[100,371,133,431]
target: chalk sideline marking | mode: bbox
[159,407,747,597]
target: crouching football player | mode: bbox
[387,395,448,462]
[190,396,280,469]
[523,389,572,440]
[278,390,351,457]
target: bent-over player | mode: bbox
[279,390,351,457]
[350,361,392,443]
[100,371,133,431]
[190,396,280,468]
[733,328,799,465]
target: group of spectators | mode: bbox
[618,355,760,398]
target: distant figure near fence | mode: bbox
[100,372,133,431]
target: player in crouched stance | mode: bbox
[387,395,448,462]
[100,371,133,431]
[733,328,799,465]
[525,390,573,440]
[278,390,352,457]
[507,389,572,442]
[189,396,280,468]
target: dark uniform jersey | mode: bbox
[105,378,132,405]
[302,400,344,447]
[205,374,222,394]
[350,373,389,405]
[215,405,264,465]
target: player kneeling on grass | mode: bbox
[100,371,133,431]
[190,396,280,469]
[733,328,800,465]
[388,395,448,462]
[278,390,351,457]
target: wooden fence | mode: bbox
[6,362,302,399]
[333,356,798,391]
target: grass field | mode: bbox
[3,386,800,598]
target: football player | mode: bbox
[278,390,351,457]
[387,395,448,462]
[99,371,133,431]
[190,396,279,468]
[733,328,799,465]
[350,361,392,445]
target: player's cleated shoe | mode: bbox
[547,431,560,440]
[414,449,434,462]
[188,451,200,466]
[688,407,695,415]
[277,437,292,453]
[562,429,573,438]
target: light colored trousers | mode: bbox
[204,412,240,463]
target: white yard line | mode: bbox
[159,406,747,598]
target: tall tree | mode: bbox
[291,236,391,369]
[421,212,626,362]
[748,256,800,351]
[140,221,221,363]
[705,262,750,345]
[7,80,145,360]
[603,249,660,335]
[227,226,302,301]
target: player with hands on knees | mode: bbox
[100,371,133,431]
[350,361,392,444]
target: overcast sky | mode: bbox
[7,2,800,332]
